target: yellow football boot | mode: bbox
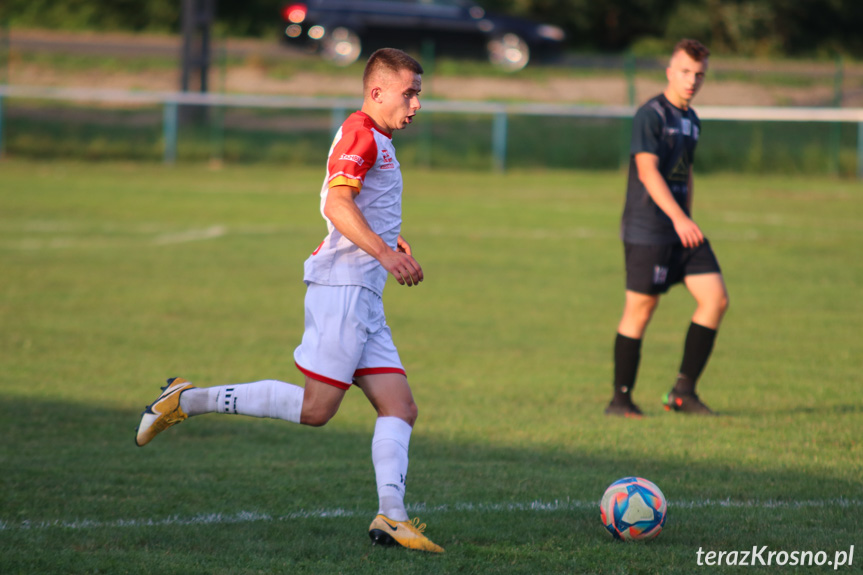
[368,515,445,553]
[135,377,196,446]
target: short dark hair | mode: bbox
[363,48,423,90]
[672,39,710,62]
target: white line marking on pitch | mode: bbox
[153,226,227,245]
[2,499,859,531]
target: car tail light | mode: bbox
[282,3,308,24]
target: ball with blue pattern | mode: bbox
[600,476,667,541]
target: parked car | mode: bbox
[280,0,565,70]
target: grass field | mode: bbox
[1,160,861,574]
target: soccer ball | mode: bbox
[600,477,667,541]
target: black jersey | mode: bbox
[621,93,701,245]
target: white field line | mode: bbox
[2,498,860,532]
[0,224,614,251]
[3,216,858,251]
[0,226,228,249]
[0,223,296,250]
[152,225,228,245]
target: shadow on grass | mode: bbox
[1,398,860,574]
[718,403,863,418]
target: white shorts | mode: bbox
[293,283,405,390]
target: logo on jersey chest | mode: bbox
[681,119,691,136]
[665,118,697,140]
[380,148,395,170]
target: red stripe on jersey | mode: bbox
[326,112,380,192]
[295,362,352,390]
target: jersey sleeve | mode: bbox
[327,127,378,192]
[630,104,663,156]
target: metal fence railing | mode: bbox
[1,85,863,177]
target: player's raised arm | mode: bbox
[324,186,423,286]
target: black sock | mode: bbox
[675,322,717,394]
[613,333,642,404]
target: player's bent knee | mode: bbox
[625,296,659,319]
[622,304,656,331]
[299,404,339,427]
[300,412,332,427]
[710,290,729,317]
[382,400,417,426]
[404,401,418,427]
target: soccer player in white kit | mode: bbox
[135,48,443,553]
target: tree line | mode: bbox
[2,0,861,57]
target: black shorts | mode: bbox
[624,240,721,295]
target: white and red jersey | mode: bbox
[303,111,403,296]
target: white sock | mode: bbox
[180,380,303,423]
[372,416,412,522]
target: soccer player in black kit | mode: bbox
[606,39,729,417]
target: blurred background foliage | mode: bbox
[0,0,861,58]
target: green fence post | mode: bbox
[829,54,843,176]
[858,122,863,180]
[163,101,178,164]
[210,99,224,167]
[0,94,5,159]
[210,36,226,167]
[492,110,507,173]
